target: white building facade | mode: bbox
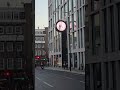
[48,0,85,70]
[35,28,46,59]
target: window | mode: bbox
[0,58,4,69]
[103,9,108,52]
[73,0,76,12]
[0,26,4,34]
[6,26,13,34]
[0,12,4,20]
[0,42,4,52]
[5,12,12,19]
[14,12,19,20]
[69,0,72,12]
[7,58,13,69]
[7,42,13,52]
[110,6,115,52]
[16,42,22,51]
[15,26,22,34]
[19,12,25,19]
[38,44,41,48]
[92,13,100,54]
[73,32,77,49]
[91,0,100,11]
[118,3,120,50]
[35,44,37,48]
[15,58,22,69]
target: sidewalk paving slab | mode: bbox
[44,67,85,75]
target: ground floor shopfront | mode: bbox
[49,51,85,71]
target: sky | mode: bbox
[35,0,48,29]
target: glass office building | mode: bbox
[48,0,85,70]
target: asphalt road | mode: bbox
[35,67,85,90]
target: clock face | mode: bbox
[56,20,67,32]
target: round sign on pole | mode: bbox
[56,20,67,32]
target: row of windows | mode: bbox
[0,11,25,20]
[86,61,119,90]
[0,42,23,52]
[35,43,45,48]
[91,3,120,54]
[35,50,46,56]
[35,37,45,41]
[35,31,44,34]
[0,26,23,35]
[0,58,22,69]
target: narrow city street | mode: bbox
[35,67,85,90]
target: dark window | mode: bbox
[16,42,22,52]
[105,62,109,88]
[85,64,90,90]
[91,0,100,11]
[112,62,116,90]
[0,12,4,20]
[92,13,100,54]
[19,12,25,19]
[0,42,4,52]
[0,26,4,34]
[104,9,108,53]
[93,63,102,90]
[118,3,120,50]
[14,12,19,20]
[110,6,115,52]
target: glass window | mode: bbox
[73,32,77,49]
[6,26,13,34]
[15,26,22,34]
[81,29,83,48]
[7,42,13,52]
[16,42,22,51]
[19,12,25,19]
[5,11,12,20]
[7,58,13,69]
[0,26,4,34]
[92,13,100,54]
[0,42,4,52]
[73,0,77,12]
[15,58,22,69]
[0,58,4,69]
[74,12,77,31]
[14,12,19,20]
[0,12,4,20]
[69,0,72,12]
[91,0,100,11]
[118,3,120,50]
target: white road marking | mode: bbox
[35,77,54,88]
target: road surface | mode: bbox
[35,67,85,90]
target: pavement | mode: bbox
[35,68,85,90]
[42,66,85,75]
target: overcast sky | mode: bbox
[35,0,48,29]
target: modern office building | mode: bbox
[35,27,48,62]
[48,0,85,70]
[85,0,120,90]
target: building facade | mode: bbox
[48,0,85,70]
[0,0,34,88]
[85,0,120,90]
[35,27,48,62]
